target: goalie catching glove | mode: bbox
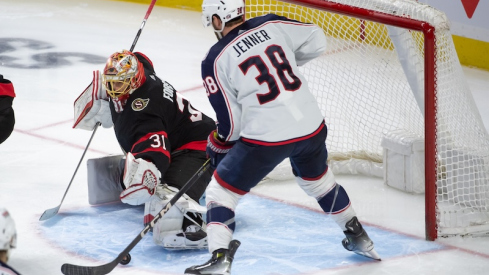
[73,70,113,130]
[120,152,161,205]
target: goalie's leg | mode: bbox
[148,184,208,250]
[148,150,213,250]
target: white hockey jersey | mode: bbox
[202,14,327,144]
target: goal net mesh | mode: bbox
[246,0,489,238]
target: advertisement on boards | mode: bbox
[423,0,489,42]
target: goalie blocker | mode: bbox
[87,150,213,249]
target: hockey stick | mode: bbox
[39,122,101,221]
[39,0,157,221]
[61,159,211,275]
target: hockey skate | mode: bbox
[162,224,208,250]
[342,216,381,261]
[185,240,241,275]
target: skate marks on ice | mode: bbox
[38,196,446,274]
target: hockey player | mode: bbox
[186,0,380,273]
[0,207,20,275]
[0,75,15,145]
[73,50,216,250]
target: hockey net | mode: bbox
[246,0,489,240]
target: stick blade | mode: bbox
[61,261,118,275]
[39,205,60,221]
[61,264,95,275]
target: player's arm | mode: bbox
[73,70,113,130]
[201,54,239,142]
[202,57,237,168]
[275,15,327,66]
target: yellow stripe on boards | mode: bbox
[453,36,489,71]
[114,0,489,71]
[115,0,202,11]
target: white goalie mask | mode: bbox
[201,0,245,33]
[0,207,17,260]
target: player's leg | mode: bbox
[290,123,380,260]
[186,141,291,274]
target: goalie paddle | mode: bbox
[39,122,101,221]
[61,159,211,275]
[39,0,157,222]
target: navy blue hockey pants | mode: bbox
[214,122,328,194]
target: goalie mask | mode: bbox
[201,0,245,33]
[0,207,17,260]
[102,50,145,99]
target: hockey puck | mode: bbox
[120,253,131,265]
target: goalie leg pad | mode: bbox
[87,155,125,205]
[149,185,208,250]
[160,223,208,250]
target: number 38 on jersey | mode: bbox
[203,44,302,105]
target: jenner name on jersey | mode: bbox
[233,30,272,58]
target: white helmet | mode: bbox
[201,0,245,33]
[0,207,17,259]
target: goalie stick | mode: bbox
[39,0,157,221]
[61,159,211,275]
[39,122,101,221]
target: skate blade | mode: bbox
[354,248,381,261]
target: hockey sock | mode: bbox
[207,202,236,232]
[317,184,351,214]
[317,184,356,230]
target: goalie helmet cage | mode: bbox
[245,0,489,241]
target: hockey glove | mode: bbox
[120,152,161,205]
[206,130,234,169]
[73,70,113,130]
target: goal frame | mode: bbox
[260,0,438,240]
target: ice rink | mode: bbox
[1,0,489,274]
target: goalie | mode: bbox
[73,50,216,250]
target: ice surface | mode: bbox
[1,0,489,274]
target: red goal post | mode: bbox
[245,0,489,241]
